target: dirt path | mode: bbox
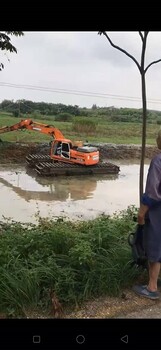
[21,288,161,319]
[64,288,161,319]
[117,302,161,318]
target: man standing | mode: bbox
[133,130,161,300]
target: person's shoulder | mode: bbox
[151,152,161,167]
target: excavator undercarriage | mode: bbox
[26,153,120,176]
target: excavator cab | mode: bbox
[51,140,71,160]
[61,142,70,159]
[50,139,100,166]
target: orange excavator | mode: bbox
[0,119,120,176]
[0,118,99,166]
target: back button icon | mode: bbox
[121,335,128,344]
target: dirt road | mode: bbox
[117,301,161,318]
[64,286,161,319]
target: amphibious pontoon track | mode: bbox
[26,154,120,176]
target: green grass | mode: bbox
[0,206,141,317]
[0,113,159,144]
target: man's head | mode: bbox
[156,130,161,149]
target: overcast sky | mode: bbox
[1,31,161,110]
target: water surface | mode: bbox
[0,160,150,223]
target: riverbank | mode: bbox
[0,141,160,163]
[0,209,141,318]
[19,284,160,319]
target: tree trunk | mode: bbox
[139,72,147,203]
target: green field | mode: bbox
[0,113,159,145]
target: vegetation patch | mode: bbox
[0,206,141,317]
[55,113,73,122]
[72,117,97,134]
[0,112,160,144]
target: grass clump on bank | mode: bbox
[0,206,140,317]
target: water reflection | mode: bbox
[0,168,119,202]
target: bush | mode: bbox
[72,118,97,134]
[0,207,140,316]
[12,110,19,118]
[55,113,73,122]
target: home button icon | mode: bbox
[76,334,85,344]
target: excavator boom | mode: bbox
[0,119,65,139]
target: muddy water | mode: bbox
[0,160,150,224]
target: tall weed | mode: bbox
[0,207,140,316]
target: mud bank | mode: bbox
[0,141,159,163]
[0,142,36,163]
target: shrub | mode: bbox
[55,113,73,122]
[72,118,97,134]
[0,207,140,316]
[12,110,19,118]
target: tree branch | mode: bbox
[144,31,149,39]
[0,32,24,71]
[5,31,24,37]
[139,32,144,42]
[98,31,141,72]
[0,63,4,71]
[145,59,161,74]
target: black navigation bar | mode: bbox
[0,319,159,350]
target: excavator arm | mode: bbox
[0,119,65,139]
[0,118,102,168]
